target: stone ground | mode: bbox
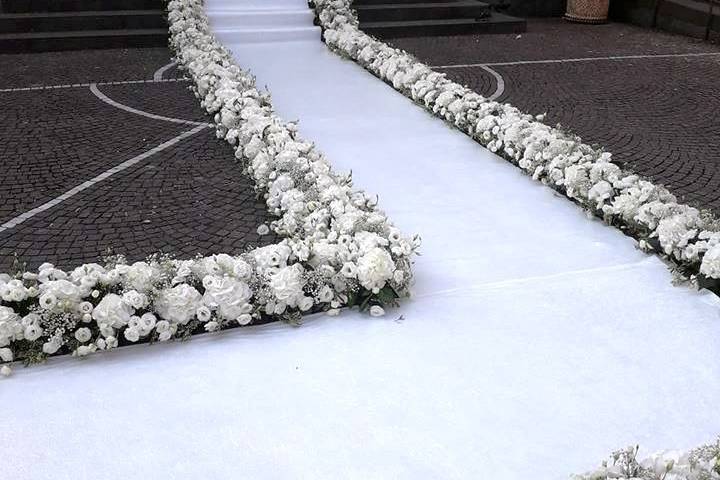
[388,18,720,213]
[0,47,278,272]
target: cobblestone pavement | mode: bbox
[388,19,720,213]
[0,48,278,272]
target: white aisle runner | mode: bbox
[2,2,719,479]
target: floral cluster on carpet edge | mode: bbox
[0,0,419,377]
[311,0,720,293]
[571,442,720,480]
[310,0,720,477]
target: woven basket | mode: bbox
[565,0,609,24]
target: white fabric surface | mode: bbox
[2,2,719,479]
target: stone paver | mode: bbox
[0,47,278,272]
[389,19,720,212]
[0,48,182,89]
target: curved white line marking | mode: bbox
[0,125,210,234]
[153,60,177,81]
[90,83,211,126]
[431,51,720,69]
[0,78,189,93]
[480,65,505,102]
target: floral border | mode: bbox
[0,0,419,377]
[311,0,720,292]
[309,1,720,477]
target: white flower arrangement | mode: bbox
[0,0,419,377]
[572,440,720,480]
[309,1,720,473]
[310,0,720,295]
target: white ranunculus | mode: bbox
[122,290,148,309]
[124,328,140,343]
[154,284,202,325]
[196,306,212,323]
[357,247,395,293]
[78,301,94,315]
[74,327,92,343]
[92,293,134,328]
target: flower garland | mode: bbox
[311,0,720,295]
[0,0,419,377]
[309,1,720,476]
[572,440,720,480]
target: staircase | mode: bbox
[354,0,526,37]
[0,0,167,53]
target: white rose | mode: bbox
[0,347,13,362]
[124,328,140,343]
[232,260,252,279]
[92,293,134,328]
[299,296,314,311]
[237,314,252,326]
[369,305,385,317]
[74,327,92,343]
[0,365,11,377]
[78,301,94,315]
[317,285,334,303]
[139,313,157,334]
[196,306,212,323]
[42,339,62,355]
[158,330,172,342]
[122,290,148,309]
[154,284,202,325]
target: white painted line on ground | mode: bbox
[89,83,212,126]
[153,60,177,81]
[431,51,720,69]
[0,125,209,234]
[480,65,505,101]
[0,77,190,93]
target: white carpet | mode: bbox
[2,2,719,479]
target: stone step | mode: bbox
[656,0,720,38]
[360,12,526,37]
[0,28,167,52]
[2,0,163,13]
[0,10,166,34]
[207,9,314,30]
[354,0,460,4]
[355,1,491,23]
[212,26,321,44]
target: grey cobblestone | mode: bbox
[388,18,720,213]
[0,47,278,272]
